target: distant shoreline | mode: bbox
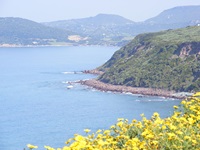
[0,44,75,48]
[0,44,120,48]
[80,70,192,99]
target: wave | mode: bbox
[82,79,91,81]
[122,92,145,97]
[135,98,178,102]
[62,80,82,84]
[62,71,82,74]
[135,99,167,102]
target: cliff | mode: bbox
[97,26,200,92]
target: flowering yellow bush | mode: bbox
[27,92,200,150]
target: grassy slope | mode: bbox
[98,26,200,92]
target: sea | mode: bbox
[0,46,180,150]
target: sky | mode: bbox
[1,0,200,22]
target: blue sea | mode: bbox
[0,46,180,150]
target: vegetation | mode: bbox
[98,26,200,92]
[27,92,200,149]
[0,17,73,45]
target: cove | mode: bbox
[0,46,180,149]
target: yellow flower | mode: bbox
[192,139,197,145]
[193,92,200,97]
[184,136,191,141]
[159,133,163,136]
[188,118,195,124]
[169,124,177,130]
[84,129,91,133]
[173,105,178,109]
[27,144,38,149]
[167,133,176,140]
[153,112,159,117]
[98,140,106,146]
[132,119,137,123]
[146,133,154,139]
[65,138,72,144]
[140,113,145,117]
[74,135,84,141]
[97,133,103,139]
[150,140,158,146]
[62,146,70,150]
[96,129,102,133]
[110,125,115,129]
[162,125,166,130]
[117,118,124,121]
[141,129,154,139]
[136,122,142,128]
[103,130,110,135]
[181,100,186,105]
[44,145,55,150]
[176,131,183,135]
[117,121,123,127]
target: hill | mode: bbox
[97,26,200,92]
[0,17,73,46]
[43,6,200,46]
[43,14,134,28]
[145,5,200,25]
[128,5,200,35]
[2,6,200,46]
[43,14,135,46]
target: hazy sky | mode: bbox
[1,0,200,22]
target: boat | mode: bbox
[67,85,73,89]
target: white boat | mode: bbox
[67,85,73,89]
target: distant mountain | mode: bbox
[44,14,134,28]
[43,6,200,46]
[2,6,200,46]
[0,17,73,46]
[43,14,136,46]
[145,6,200,25]
[138,5,200,33]
[98,26,200,92]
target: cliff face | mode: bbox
[98,26,200,92]
[177,43,200,57]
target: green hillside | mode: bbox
[98,26,200,92]
[0,17,73,45]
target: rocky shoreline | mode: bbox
[79,79,188,99]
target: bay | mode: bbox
[0,46,180,150]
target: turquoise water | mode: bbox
[0,46,180,150]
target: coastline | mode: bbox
[80,69,194,99]
[79,78,189,99]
